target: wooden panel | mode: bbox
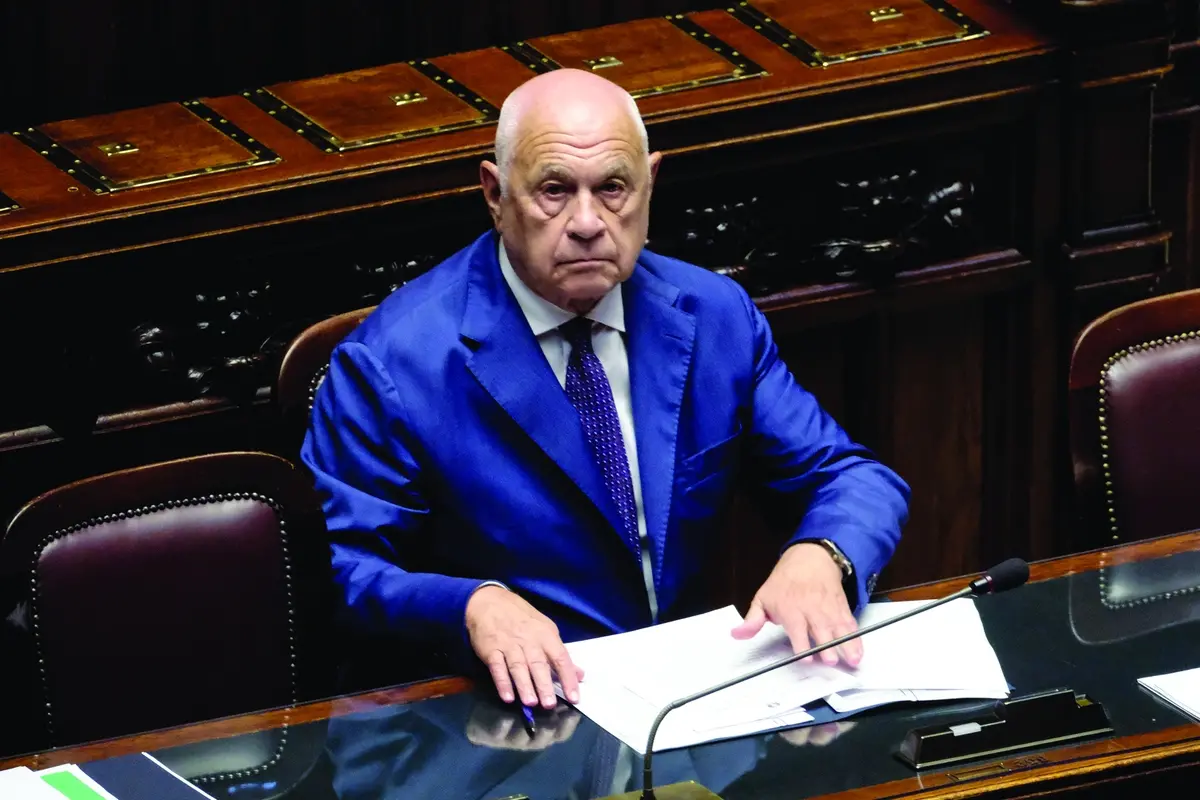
[747,0,979,59]
[525,17,755,97]
[777,330,849,426]
[262,61,492,151]
[0,0,1051,280]
[883,301,985,587]
[30,102,278,193]
[433,48,554,110]
[0,1,706,132]
[1153,40,1199,292]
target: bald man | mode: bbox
[302,70,910,710]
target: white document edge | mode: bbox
[142,752,220,799]
[0,765,64,800]
[1138,668,1200,720]
[35,764,120,800]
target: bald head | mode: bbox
[479,68,662,314]
[494,69,649,195]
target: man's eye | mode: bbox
[542,184,567,197]
[599,182,624,195]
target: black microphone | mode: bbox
[625,558,1030,800]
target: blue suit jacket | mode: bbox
[302,231,909,657]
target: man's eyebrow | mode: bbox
[601,161,635,182]
[531,164,573,184]
[529,160,638,186]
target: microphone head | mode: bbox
[971,558,1030,595]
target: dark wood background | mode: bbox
[0,1,1196,598]
[0,1,711,131]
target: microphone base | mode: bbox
[597,781,724,799]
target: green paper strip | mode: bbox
[41,771,108,800]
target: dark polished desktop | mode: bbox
[126,544,1200,800]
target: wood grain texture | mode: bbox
[526,18,737,95]
[884,528,1200,600]
[0,0,1050,255]
[883,302,986,587]
[0,1,704,132]
[265,63,487,145]
[750,0,965,56]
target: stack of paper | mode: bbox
[1139,667,1200,720]
[559,600,1010,753]
[0,754,214,799]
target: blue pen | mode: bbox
[520,704,537,737]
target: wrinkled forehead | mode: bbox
[512,102,645,176]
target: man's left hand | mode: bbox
[730,542,861,667]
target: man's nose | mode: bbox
[566,192,606,240]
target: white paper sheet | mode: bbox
[561,600,1009,753]
[1138,667,1200,720]
[0,767,65,800]
[825,687,1008,714]
[847,600,1012,692]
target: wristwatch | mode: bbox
[801,538,854,580]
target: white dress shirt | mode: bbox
[499,244,659,620]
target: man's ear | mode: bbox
[480,160,504,227]
[647,151,663,194]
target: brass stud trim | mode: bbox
[1095,329,1200,609]
[30,492,299,754]
[727,0,988,68]
[245,59,498,154]
[501,15,767,99]
[11,101,279,194]
[308,365,331,414]
[0,189,19,214]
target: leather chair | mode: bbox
[276,305,454,691]
[1068,288,1200,643]
[275,306,374,454]
[0,452,335,758]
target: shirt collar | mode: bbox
[498,242,626,336]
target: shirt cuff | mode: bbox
[458,580,512,655]
[471,580,511,596]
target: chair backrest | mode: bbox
[0,452,334,753]
[1069,288,1200,551]
[275,307,375,451]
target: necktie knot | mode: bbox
[560,316,595,350]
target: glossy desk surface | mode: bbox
[4,533,1200,799]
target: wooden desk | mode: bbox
[3,532,1199,799]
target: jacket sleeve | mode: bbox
[737,290,911,611]
[300,341,489,649]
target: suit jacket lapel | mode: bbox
[461,238,627,537]
[624,265,697,587]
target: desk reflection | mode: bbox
[325,692,859,800]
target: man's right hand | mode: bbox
[465,585,584,708]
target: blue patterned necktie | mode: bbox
[560,316,641,561]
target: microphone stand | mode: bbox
[636,585,975,799]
